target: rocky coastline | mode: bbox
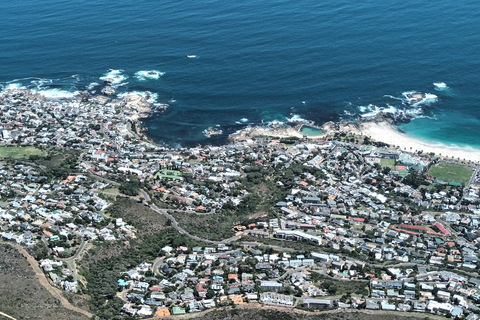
[121,93,152,119]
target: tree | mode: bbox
[119,181,140,196]
[403,171,426,189]
[206,288,215,299]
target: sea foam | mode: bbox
[433,82,452,95]
[360,104,398,119]
[286,114,313,124]
[3,83,26,91]
[402,91,438,106]
[134,70,165,81]
[433,82,448,90]
[100,69,128,85]
[35,89,79,99]
[87,82,99,90]
[420,93,438,105]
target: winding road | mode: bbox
[140,189,245,245]
[59,239,88,282]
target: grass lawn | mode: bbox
[427,162,474,185]
[380,158,396,169]
[310,272,370,297]
[101,187,120,195]
[0,146,46,159]
[155,169,182,180]
[172,211,236,241]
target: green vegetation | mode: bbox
[83,196,207,319]
[403,171,427,189]
[0,146,46,159]
[380,158,395,169]
[192,308,433,320]
[119,181,140,196]
[279,137,301,145]
[155,169,182,180]
[105,197,167,236]
[81,228,203,320]
[172,211,236,241]
[427,162,473,185]
[0,243,89,320]
[13,147,82,180]
[99,187,120,197]
[310,272,370,297]
[118,175,144,196]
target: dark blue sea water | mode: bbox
[1,0,480,148]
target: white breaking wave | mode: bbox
[419,93,438,106]
[402,91,438,106]
[35,89,79,99]
[360,104,398,118]
[433,82,449,92]
[264,119,286,127]
[87,82,99,90]
[99,69,128,85]
[134,70,165,81]
[3,83,26,90]
[433,82,447,88]
[236,118,249,124]
[358,104,376,113]
[286,114,313,124]
[31,78,53,89]
[384,94,405,103]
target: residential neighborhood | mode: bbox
[1,88,480,319]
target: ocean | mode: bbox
[1,0,480,148]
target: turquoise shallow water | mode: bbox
[300,126,324,137]
[1,0,480,148]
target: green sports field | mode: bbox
[427,162,473,185]
[0,146,46,159]
[380,158,395,169]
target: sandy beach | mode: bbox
[228,118,480,163]
[355,120,480,163]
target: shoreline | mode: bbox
[226,117,480,163]
[3,87,479,163]
[352,120,480,163]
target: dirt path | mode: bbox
[0,311,19,320]
[12,244,93,319]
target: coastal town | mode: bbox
[2,88,480,320]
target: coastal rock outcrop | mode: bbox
[338,122,361,135]
[122,93,151,119]
[0,89,46,102]
[229,125,303,142]
[101,86,115,95]
[404,92,426,104]
[321,121,337,133]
